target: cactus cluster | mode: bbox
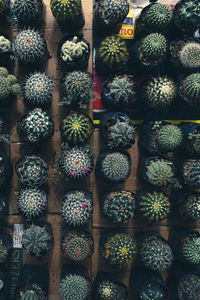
[60,36,89,63]
[182,159,200,188]
[17,187,47,220]
[177,274,200,300]
[60,71,92,109]
[143,76,176,107]
[19,108,54,143]
[61,190,93,226]
[158,124,183,151]
[0,67,21,101]
[143,3,171,31]
[179,42,200,70]
[182,192,200,221]
[19,283,47,300]
[102,232,137,266]
[15,153,48,187]
[0,36,11,53]
[181,232,200,265]
[60,111,94,144]
[139,281,166,300]
[138,191,170,222]
[22,225,52,257]
[50,0,82,23]
[96,280,126,300]
[0,239,8,263]
[180,73,200,106]
[60,274,91,300]
[102,190,135,224]
[141,234,173,271]
[23,73,53,108]
[13,0,43,25]
[62,229,93,262]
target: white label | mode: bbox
[13,224,23,248]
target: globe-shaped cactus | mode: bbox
[157,124,183,151]
[182,159,200,188]
[13,0,43,26]
[179,42,200,70]
[138,280,167,300]
[18,283,47,300]
[180,232,200,265]
[95,276,127,300]
[179,73,200,107]
[181,192,200,221]
[177,274,200,300]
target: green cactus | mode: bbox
[158,124,183,151]
[177,274,200,300]
[60,274,91,300]
[19,283,47,300]
[138,191,170,222]
[62,229,93,262]
[107,75,136,105]
[16,153,48,187]
[181,232,200,265]
[13,0,43,24]
[50,0,82,23]
[141,234,173,271]
[13,29,48,63]
[179,42,200,70]
[139,281,166,300]
[19,108,54,143]
[102,232,137,266]
[183,159,200,188]
[102,190,135,223]
[144,3,171,31]
[96,280,126,300]
[0,0,6,17]
[61,190,93,226]
[17,187,47,220]
[60,36,89,63]
[182,193,200,221]
[98,0,129,27]
[23,72,53,107]
[177,0,200,32]
[21,290,39,300]
[22,225,52,257]
[143,76,176,107]
[188,129,200,154]
[57,144,94,180]
[0,239,8,263]
[0,67,21,100]
[0,36,11,53]
[60,111,94,144]
[98,35,129,71]
[181,73,200,106]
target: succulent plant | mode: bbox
[102,190,135,224]
[182,159,200,188]
[13,0,43,25]
[18,283,47,300]
[0,239,8,263]
[143,76,176,108]
[96,279,127,300]
[0,0,7,17]
[0,36,11,53]
[60,273,91,300]
[181,192,200,221]
[138,191,170,222]
[98,35,129,72]
[187,128,200,155]
[179,42,200,70]
[13,29,48,64]
[180,73,200,106]
[60,71,92,109]
[21,289,39,300]
[138,281,167,300]
[60,111,94,144]
[177,274,200,300]
[57,144,94,181]
[180,232,200,265]
[143,2,171,31]
[141,234,173,271]
[15,153,48,187]
[22,225,52,257]
[17,187,47,220]
[60,36,89,63]
[61,190,93,226]
[50,0,82,25]
[62,229,93,262]
[18,108,54,143]
[102,232,137,266]
[0,67,21,102]
[157,124,183,151]
[23,72,53,108]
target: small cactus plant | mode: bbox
[22,224,52,257]
[138,191,170,222]
[180,232,200,265]
[60,273,91,300]
[60,71,93,109]
[15,153,48,187]
[61,190,93,226]
[179,42,200,70]
[13,0,43,26]
[0,239,8,263]
[0,67,21,104]
[61,229,94,262]
[95,276,127,300]
[60,111,94,144]
[102,190,135,224]
[17,187,47,220]
[177,274,200,300]
[21,289,39,300]
[179,73,200,107]
[23,72,53,108]
[18,108,54,143]
[157,124,183,151]
[182,159,200,188]
[141,234,173,271]
[57,144,94,181]
[181,192,200,221]
[138,280,167,300]
[18,283,47,300]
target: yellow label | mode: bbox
[117,9,135,39]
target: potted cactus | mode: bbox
[0,151,12,187]
[61,190,93,226]
[180,192,200,221]
[177,273,200,299]
[179,231,200,265]
[181,159,200,188]
[0,35,15,69]
[179,73,200,108]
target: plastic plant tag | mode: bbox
[13,224,23,248]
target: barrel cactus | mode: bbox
[179,42,200,70]
[182,159,200,188]
[60,111,94,144]
[102,190,135,224]
[22,224,52,257]
[141,234,173,271]
[177,274,200,300]
[181,192,200,221]
[138,191,170,222]
[180,232,200,265]
[0,239,8,263]
[21,289,39,300]
[18,283,47,300]
[138,281,167,300]
[17,187,47,220]
[61,190,93,226]
[13,0,43,25]
[23,72,53,108]
[0,67,21,103]
[157,124,183,151]
[180,73,200,107]
[102,232,137,267]
[95,278,127,300]
[60,36,89,63]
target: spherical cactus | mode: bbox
[157,124,183,151]
[18,108,54,143]
[60,273,91,300]
[102,232,137,267]
[138,191,170,222]
[17,187,47,220]
[179,42,200,70]
[22,224,52,257]
[177,274,200,300]
[95,278,127,300]
[13,0,43,25]
[142,3,171,31]
[180,232,200,265]
[23,72,53,108]
[60,71,92,109]
[0,67,21,104]
[180,73,200,107]
[182,159,200,188]
[141,234,173,271]
[19,283,47,300]
[102,190,135,224]
[96,151,131,184]
[138,281,167,300]
[0,239,8,263]
[61,190,93,226]
[15,153,48,187]
[181,192,200,221]
[0,36,11,53]
[21,289,39,300]
[143,76,176,108]
[60,111,94,144]
[61,229,94,262]
[13,29,48,64]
